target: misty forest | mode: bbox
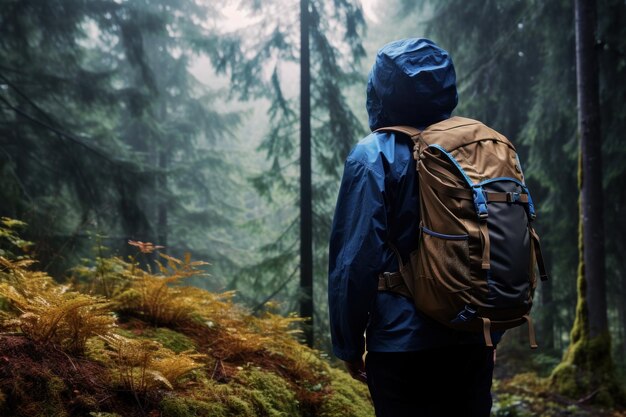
[0,0,625,416]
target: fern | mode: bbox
[0,229,116,354]
[111,249,209,326]
[0,280,116,354]
[0,217,33,256]
[100,333,204,394]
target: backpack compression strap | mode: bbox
[529,226,549,282]
[377,240,413,298]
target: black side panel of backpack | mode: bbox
[483,181,531,309]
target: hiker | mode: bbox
[328,38,503,417]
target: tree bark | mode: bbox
[617,270,626,357]
[540,258,555,352]
[300,0,313,347]
[576,0,607,338]
[157,101,168,249]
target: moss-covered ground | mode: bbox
[0,227,375,417]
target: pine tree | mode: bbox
[208,0,366,349]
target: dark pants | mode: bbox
[365,345,495,417]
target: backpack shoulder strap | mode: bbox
[374,125,421,141]
[374,125,423,161]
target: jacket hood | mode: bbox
[366,38,458,131]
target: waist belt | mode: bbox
[377,272,412,299]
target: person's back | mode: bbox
[328,38,499,417]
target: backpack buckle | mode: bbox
[472,185,489,219]
[382,272,402,290]
[506,192,521,203]
[451,305,478,324]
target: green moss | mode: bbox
[41,376,68,416]
[318,367,373,417]
[115,326,197,353]
[552,319,625,405]
[47,375,66,396]
[224,394,254,416]
[550,363,579,398]
[163,392,250,417]
[162,395,236,417]
[160,396,195,417]
[85,336,109,363]
[141,327,197,353]
[198,401,233,417]
[235,368,300,417]
[89,413,122,417]
[491,393,533,417]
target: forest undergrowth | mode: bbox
[0,218,623,417]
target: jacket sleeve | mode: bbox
[328,155,388,362]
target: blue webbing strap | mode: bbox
[472,185,489,219]
[525,187,537,220]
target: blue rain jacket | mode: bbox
[328,38,497,362]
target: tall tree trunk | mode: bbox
[157,150,168,248]
[550,0,623,405]
[540,258,555,352]
[617,270,626,357]
[157,101,168,249]
[300,0,313,347]
[576,0,607,338]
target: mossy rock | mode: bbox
[235,367,300,416]
[318,367,373,417]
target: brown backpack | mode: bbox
[376,116,548,348]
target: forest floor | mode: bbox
[1,328,624,417]
[493,375,626,417]
[491,339,625,417]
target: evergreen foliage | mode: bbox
[0,0,243,281]
[207,0,367,349]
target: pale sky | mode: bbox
[360,0,380,23]
[219,0,380,29]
